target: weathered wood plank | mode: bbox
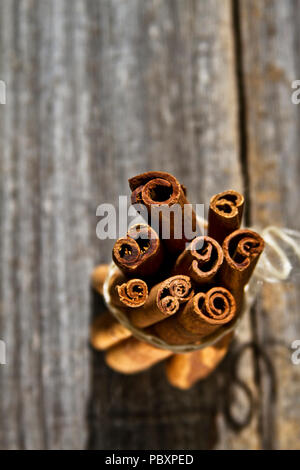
[239,0,300,449]
[0,0,94,449]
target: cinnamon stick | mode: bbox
[126,274,194,327]
[90,267,149,350]
[219,228,265,307]
[208,190,244,245]
[129,171,200,254]
[165,332,233,389]
[105,337,173,374]
[107,267,149,309]
[113,224,163,277]
[91,275,193,350]
[91,263,149,309]
[91,264,110,296]
[172,236,223,284]
[105,287,236,373]
[90,312,132,350]
[151,287,236,345]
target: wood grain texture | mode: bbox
[0,0,94,449]
[239,0,300,449]
[0,0,299,450]
[86,0,245,451]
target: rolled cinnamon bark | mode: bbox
[129,171,201,254]
[106,267,149,309]
[172,236,223,284]
[91,263,148,308]
[90,267,149,350]
[115,279,148,308]
[91,275,193,350]
[151,287,236,345]
[208,190,244,245]
[165,332,233,389]
[91,264,110,295]
[105,287,236,373]
[127,274,194,328]
[113,224,163,277]
[90,312,132,351]
[219,229,265,306]
[105,337,173,374]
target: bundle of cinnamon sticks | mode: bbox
[91,171,264,389]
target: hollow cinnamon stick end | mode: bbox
[208,190,245,244]
[209,190,244,219]
[116,279,148,308]
[91,264,110,295]
[128,171,178,192]
[221,229,265,300]
[182,236,223,284]
[113,224,163,278]
[112,238,139,274]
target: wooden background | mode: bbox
[0,0,300,450]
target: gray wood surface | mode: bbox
[0,0,299,449]
[240,0,300,449]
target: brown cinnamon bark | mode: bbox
[105,338,173,374]
[91,264,110,295]
[208,190,244,245]
[91,263,149,309]
[151,287,236,345]
[219,229,265,307]
[129,171,201,254]
[113,224,163,277]
[90,312,132,350]
[90,267,149,350]
[172,236,223,284]
[165,332,233,389]
[91,275,193,350]
[105,287,236,373]
[127,274,194,328]
[107,268,148,309]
